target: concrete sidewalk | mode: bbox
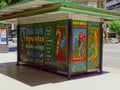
[0,52,120,90]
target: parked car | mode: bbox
[8,36,13,41]
[12,36,17,43]
[110,38,119,44]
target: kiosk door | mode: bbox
[71,20,88,73]
[87,22,101,71]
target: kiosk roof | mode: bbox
[0,0,120,22]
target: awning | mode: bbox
[0,0,120,22]
[46,0,120,15]
[59,7,120,20]
[0,0,54,16]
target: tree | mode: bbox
[6,0,25,5]
[0,0,7,8]
[108,20,120,35]
[5,0,26,5]
[0,23,7,28]
[0,0,25,8]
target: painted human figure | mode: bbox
[77,31,85,57]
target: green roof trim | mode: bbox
[59,7,120,19]
[46,0,120,16]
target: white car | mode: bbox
[12,36,17,43]
[111,38,119,44]
[8,36,13,41]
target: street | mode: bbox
[0,42,120,90]
[103,43,120,70]
[8,42,120,70]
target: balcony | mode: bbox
[106,0,120,7]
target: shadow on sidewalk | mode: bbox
[0,62,110,87]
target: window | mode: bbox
[106,0,113,3]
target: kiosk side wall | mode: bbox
[18,20,69,72]
[70,20,102,74]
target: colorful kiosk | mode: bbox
[0,0,120,78]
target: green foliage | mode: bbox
[0,0,8,8]
[0,23,7,28]
[6,0,25,5]
[0,0,26,8]
[108,20,120,35]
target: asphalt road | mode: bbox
[8,41,120,70]
[103,43,120,69]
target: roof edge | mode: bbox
[46,0,120,16]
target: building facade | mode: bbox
[104,0,120,42]
[68,0,104,7]
[105,0,120,11]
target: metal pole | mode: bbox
[67,19,72,79]
[17,25,20,65]
[100,21,103,73]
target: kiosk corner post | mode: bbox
[100,22,103,74]
[86,25,88,73]
[67,19,72,79]
[7,29,9,45]
[17,25,20,65]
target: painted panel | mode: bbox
[24,24,35,62]
[19,20,68,71]
[72,28,87,61]
[87,22,101,70]
[43,20,68,71]
[42,22,55,66]
[55,21,68,65]
[19,25,26,61]
[34,24,45,65]
[71,20,87,73]
[19,24,35,62]
[55,20,68,71]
